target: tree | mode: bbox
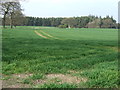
[61,18,77,28]
[12,10,26,27]
[58,24,67,28]
[8,1,22,28]
[24,16,117,29]
[0,0,24,28]
[50,18,63,27]
[87,19,101,28]
[102,18,116,28]
[98,16,103,28]
[75,16,96,28]
[0,1,11,28]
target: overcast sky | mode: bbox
[21,0,119,22]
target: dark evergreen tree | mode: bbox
[24,15,117,29]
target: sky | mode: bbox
[21,0,119,22]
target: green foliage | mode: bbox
[61,18,77,28]
[81,61,118,88]
[24,15,117,29]
[2,63,17,75]
[23,78,31,84]
[58,24,67,28]
[22,73,45,84]
[2,26,118,88]
[87,70,118,88]
[30,74,44,80]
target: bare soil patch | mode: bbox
[40,30,62,40]
[33,79,46,85]
[32,27,41,29]
[67,70,82,74]
[46,74,87,84]
[2,73,33,88]
[2,73,87,88]
[12,73,33,79]
[3,80,31,88]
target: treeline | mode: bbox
[0,1,118,29]
[24,15,118,29]
[25,17,63,27]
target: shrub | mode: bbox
[58,24,67,28]
[30,73,44,80]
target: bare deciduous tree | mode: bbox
[8,1,22,28]
[0,1,11,28]
[0,0,24,28]
[61,18,77,28]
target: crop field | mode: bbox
[1,26,118,88]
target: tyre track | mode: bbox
[40,30,62,40]
[34,30,49,39]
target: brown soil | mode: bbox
[2,72,87,88]
[40,30,62,40]
[12,73,33,79]
[46,74,87,84]
[2,73,33,88]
